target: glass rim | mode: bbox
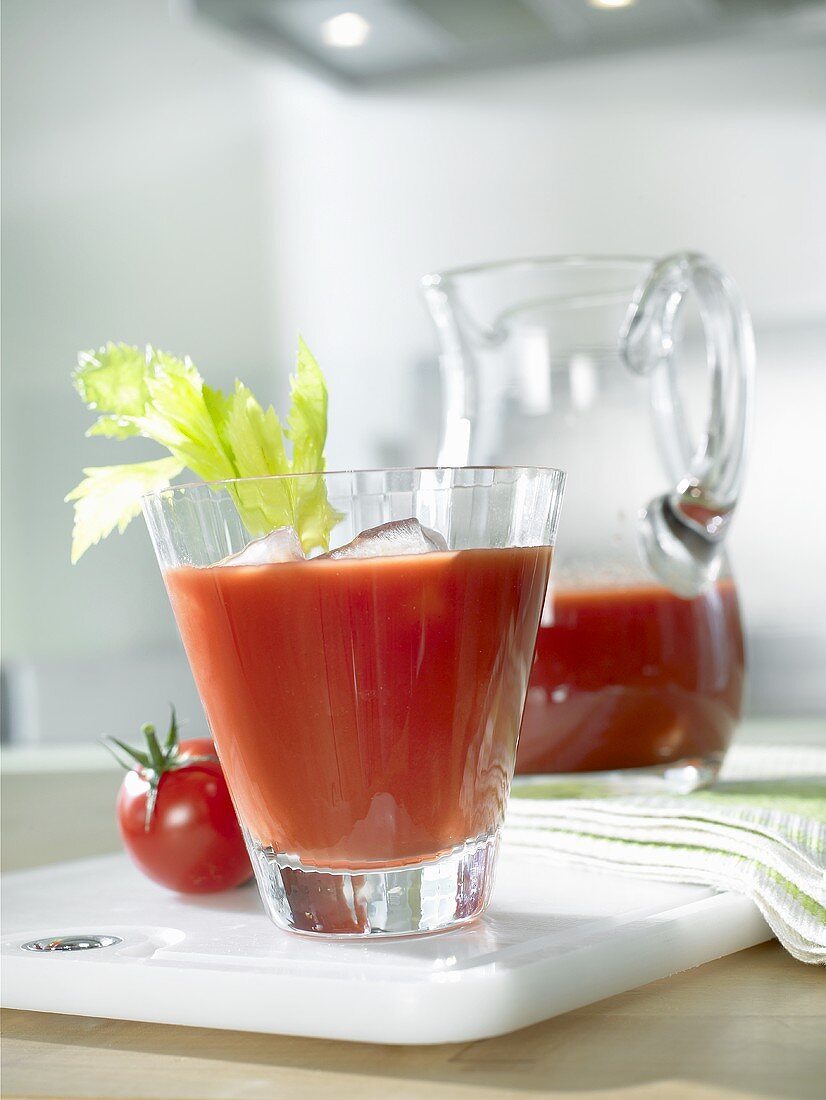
[420,253,655,289]
[142,465,567,503]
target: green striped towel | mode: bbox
[505,745,826,964]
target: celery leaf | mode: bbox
[224,381,293,536]
[287,336,328,474]
[74,343,150,417]
[286,336,341,552]
[66,457,185,564]
[70,338,337,560]
[226,381,289,478]
[139,351,237,483]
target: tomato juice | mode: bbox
[516,578,744,775]
[166,545,551,870]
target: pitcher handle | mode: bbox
[621,252,755,596]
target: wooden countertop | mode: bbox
[2,719,825,1099]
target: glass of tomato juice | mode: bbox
[143,467,565,937]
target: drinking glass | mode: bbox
[143,466,565,936]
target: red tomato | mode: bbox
[107,717,252,894]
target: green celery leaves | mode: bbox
[286,339,341,553]
[67,340,337,562]
[66,458,187,565]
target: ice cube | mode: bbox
[323,518,448,560]
[221,526,306,566]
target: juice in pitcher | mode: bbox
[517,578,745,776]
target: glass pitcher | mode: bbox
[422,253,754,791]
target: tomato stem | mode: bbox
[143,723,167,774]
[101,706,219,832]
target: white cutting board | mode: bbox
[1,851,772,1044]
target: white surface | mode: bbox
[1,851,772,1044]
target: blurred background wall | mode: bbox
[2,0,825,743]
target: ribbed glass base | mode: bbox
[245,830,500,937]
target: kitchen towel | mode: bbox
[505,744,826,964]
